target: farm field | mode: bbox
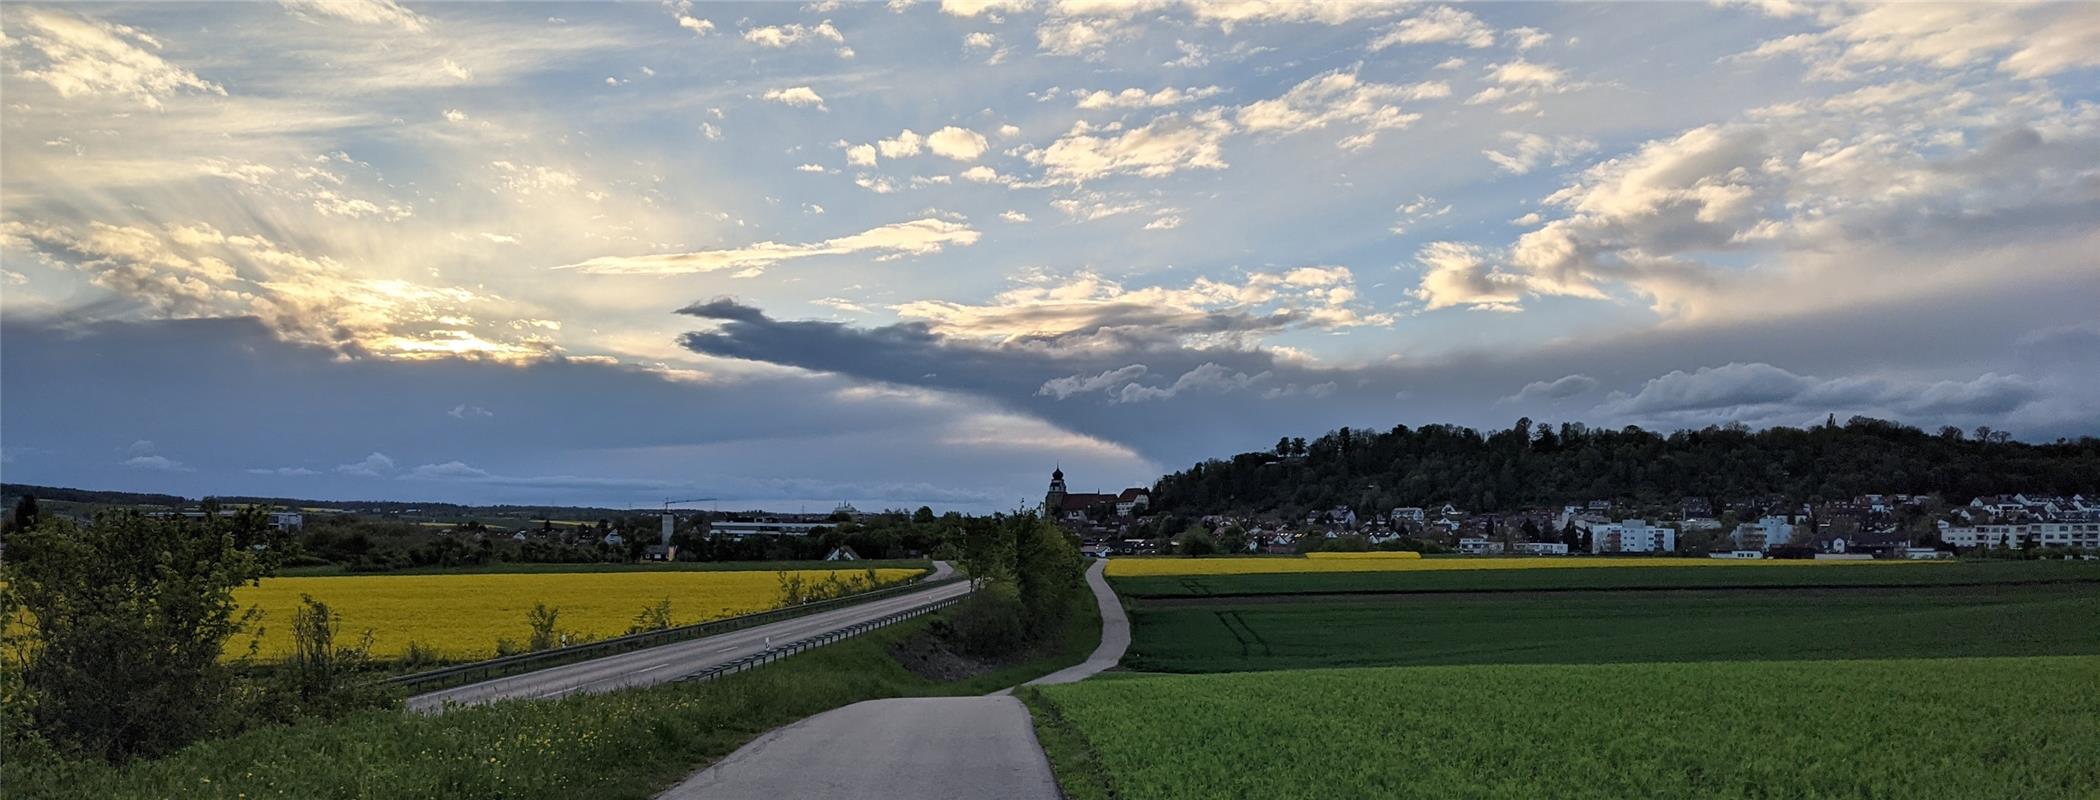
[1112,558,2100,597]
[275,558,933,577]
[233,567,924,660]
[1103,554,1948,578]
[1022,656,2100,800]
[1123,583,2100,672]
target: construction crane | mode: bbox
[655,497,716,557]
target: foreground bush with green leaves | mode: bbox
[1023,655,2100,800]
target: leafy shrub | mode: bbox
[946,585,1027,658]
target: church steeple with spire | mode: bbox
[1044,465,1067,516]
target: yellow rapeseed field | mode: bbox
[1303,552,1424,560]
[1104,556,1919,578]
[232,568,920,660]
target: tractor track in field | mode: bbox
[1214,610,1273,657]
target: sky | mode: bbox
[3,1,2098,512]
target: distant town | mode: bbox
[1039,466,2100,561]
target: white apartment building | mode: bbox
[1588,519,1676,554]
[1938,521,2100,550]
[1731,516,1796,551]
[1457,537,1506,555]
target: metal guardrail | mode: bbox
[674,593,969,685]
[385,573,965,691]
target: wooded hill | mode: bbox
[1150,418,2100,518]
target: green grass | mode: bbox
[1125,583,2100,672]
[4,592,1100,800]
[1110,559,2100,597]
[275,558,935,577]
[1023,656,2100,800]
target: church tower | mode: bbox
[1044,466,1067,516]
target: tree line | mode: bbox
[1152,417,2100,520]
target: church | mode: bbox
[1043,467,1150,521]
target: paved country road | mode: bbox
[657,559,1129,800]
[407,561,963,713]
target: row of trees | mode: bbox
[942,513,1086,658]
[1155,417,2100,519]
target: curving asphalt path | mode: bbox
[1024,558,1129,687]
[655,558,1128,800]
[407,561,962,713]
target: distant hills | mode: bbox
[1149,417,2100,519]
[0,483,641,520]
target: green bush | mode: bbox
[946,584,1028,657]
[2,509,283,763]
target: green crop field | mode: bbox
[1124,583,2100,672]
[1109,559,2100,598]
[1022,656,2100,800]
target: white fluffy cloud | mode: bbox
[926,126,990,161]
[1029,111,1233,183]
[1073,85,1222,109]
[1370,6,1496,50]
[1237,69,1447,150]
[743,20,846,52]
[896,265,1389,346]
[762,86,826,109]
[1412,241,1523,312]
[1734,2,2100,80]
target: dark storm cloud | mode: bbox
[674,270,2100,465]
[0,316,1133,508]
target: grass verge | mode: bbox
[1027,655,2100,800]
[3,589,1100,800]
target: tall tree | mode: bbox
[9,495,37,530]
[4,509,284,762]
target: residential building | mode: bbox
[1114,488,1151,517]
[1732,516,1796,551]
[1511,541,1568,555]
[1588,519,1675,554]
[1457,537,1506,555]
[1938,521,2100,550]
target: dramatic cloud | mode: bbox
[556,218,981,276]
[5,2,2095,509]
[6,8,227,109]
